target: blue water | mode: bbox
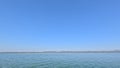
[0,53,120,68]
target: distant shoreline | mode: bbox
[0,50,120,53]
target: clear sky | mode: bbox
[0,0,120,52]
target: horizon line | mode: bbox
[0,50,120,53]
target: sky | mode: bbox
[0,0,120,52]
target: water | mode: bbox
[0,53,120,68]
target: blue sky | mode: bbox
[0,0,120,52]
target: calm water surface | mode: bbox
[0,53,120,68]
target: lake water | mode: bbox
[0,53,120,68]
